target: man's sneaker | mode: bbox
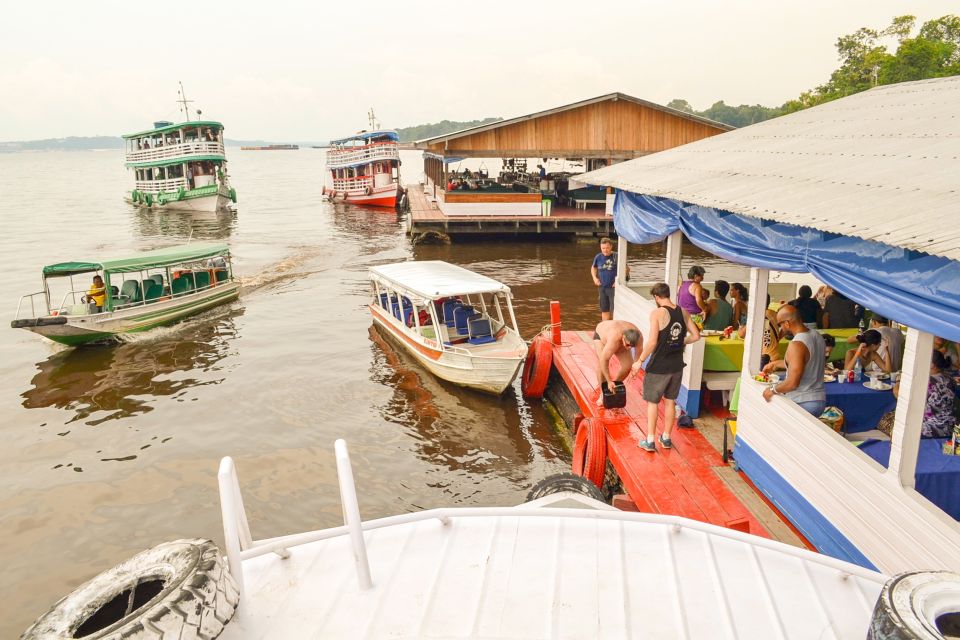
[638,439,656,452]
[659,435,673,449]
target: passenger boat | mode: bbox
[12,243,240,346]
[123,89,236,212]
[23,440,954,639]
[323,109,402,207]
[368,261,526,394]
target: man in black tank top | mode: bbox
[630,283,701,452]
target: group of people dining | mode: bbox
[672,265,958,439]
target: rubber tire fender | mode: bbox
[365,186,372,196]
[526,472,605,502]
[521,336,553,398]
[22,538,239,640]
[868,570,960,639]
[572,417,607,489]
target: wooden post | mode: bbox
[887,329,934,487]
[664,231,682,291]
[617,236,628,286]
[550,301,561,346]
[741,267,769,377]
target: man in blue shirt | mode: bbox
[591,237,628,321]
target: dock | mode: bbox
[547,329,811,547]
[405,186,615,241]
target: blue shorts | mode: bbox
[598,286,615,313]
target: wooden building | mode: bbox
[413,93,732,226]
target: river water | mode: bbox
[0,149,744,635]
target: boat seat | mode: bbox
[194,271,211,289]
[467,317,497,345]
[215,269,229,283]
[171,277,192,296]
[150,274,164,286]
[144,282,163,302]
[379,293,389,309]
[454,306,478,335]
[443,299,462,327]
[119,280,141,305]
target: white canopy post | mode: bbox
[617,236,628,286]
[665,230,683,291]
[887,329,934,488]
[741,268,769,377]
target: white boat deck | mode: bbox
[221,498,885,639]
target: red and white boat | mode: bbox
[323,112,402,208]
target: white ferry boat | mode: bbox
[323,109,402,208]
[368,261,527,394]
[123,90,236,213]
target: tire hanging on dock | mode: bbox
[868,570,960,639]
[521,335,553,398]
[526,472,606,502]
[572,417,607,489]
[22,538,238,640]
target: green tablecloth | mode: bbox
[703,328,859,372]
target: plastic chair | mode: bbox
[467,317,497,345]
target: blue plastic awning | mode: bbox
[614,191,960,343]
[330,130,399,145]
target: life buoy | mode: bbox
[22,538,238,640]
[364,186,372,196]
[520,335,553,398]
[572,417,607,489]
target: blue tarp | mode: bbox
[330,130,399,145]
[614,191,960,343]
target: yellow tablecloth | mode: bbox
[703,328,859,372]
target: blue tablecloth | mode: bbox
[859,438,960,520]
[824,381,897,433]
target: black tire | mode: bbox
[22,538,238,640]
[526,472,606,502]
[868,570,960,640]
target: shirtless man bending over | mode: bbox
[593,320,642,407]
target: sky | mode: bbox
[2,0,956,141]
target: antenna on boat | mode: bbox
[368,108,379,131]
[187,228,194,244]
[177,81,195,122]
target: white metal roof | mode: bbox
[223,497,886,639]
[369,260,511,299]
[576,76,960,262]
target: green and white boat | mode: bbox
[123,93,236,212]
[12,243,240,346]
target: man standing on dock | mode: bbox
[593,320,642,407]
[591,237,629,321]
[631,283,701,452]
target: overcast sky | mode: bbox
[2,0,955,141]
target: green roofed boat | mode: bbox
[12,243,240,346]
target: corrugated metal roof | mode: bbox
[576,77,960,262]
[414,92,733,147]
[370,260,510,298]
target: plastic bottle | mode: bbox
[853,362,862,382]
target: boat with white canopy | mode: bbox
[368,260,526,394]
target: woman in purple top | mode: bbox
[677,265,707,321]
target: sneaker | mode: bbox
[638,439,656,452]
[659,435,673,449]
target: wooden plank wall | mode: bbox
[426,99,726,158]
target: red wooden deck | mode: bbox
[552,330,771,538]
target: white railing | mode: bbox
[331,176,374,192]
[126,141,224,163]
[326,142,398,168]
[134,178,189,194]
[15,291,47,320]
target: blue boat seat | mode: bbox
[379,293,389,309]
[467,317,497,345]
[454,306,478,335]
[443,299,462,327]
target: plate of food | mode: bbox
[869,372,890,380]
[700,329,723,336]
[864,380,894,391]
[823,374,838,383]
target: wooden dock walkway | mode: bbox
[550,330,810,546]
[405,185,615,240]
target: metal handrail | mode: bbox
[15,291,46,320]
[55,288,98,315]
[134,178,190,194]
[126,141,225,163]
[326,142,399,167]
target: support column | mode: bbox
[741,267,769,377]
[664,231,683,292]
[617,236,628,286]
[887,329,934,488]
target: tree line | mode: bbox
[395,117,502,143]
[668,14,960,127]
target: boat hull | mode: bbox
[19,282,240,346]
[369,305,524,395]
[325,185,399,208]
[126,187,234,213]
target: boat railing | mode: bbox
[331,176,375,192]
[126,141,225,163]
[134,178,190,194]
[111,276,228,311]
[54,288,98,315]
[326,143,399,168]
[15,291,47,320]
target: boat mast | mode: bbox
[177,81,194,122]
[368,108,379,132]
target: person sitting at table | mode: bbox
[446,177,456,191]
[677,266,707,325]
[933,336,959,370]
[823,334,836,367]
[702,280,734,331]
[762,304,826,416]
[730,283,748,330]
[845,315,904,372]
[845,329,892,374]
[878,350,957,438]
[822,289,858,328]
[788,285,821,330]
[739,294,780,370]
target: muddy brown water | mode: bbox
[0,149,749,635]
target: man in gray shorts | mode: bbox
[630,282,701,452]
